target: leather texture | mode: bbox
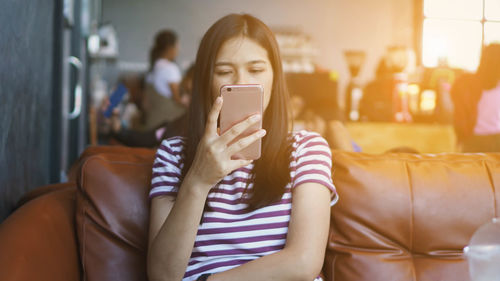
[75,149,155,281]
[1,147,499,281]
[325,151,500,281]
[0,183,80,281]
[16,182,75,207]
[67,145,154,181]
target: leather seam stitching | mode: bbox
[483,160,498,217]
[404,161,417,281]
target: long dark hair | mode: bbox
[182,14,291,210]
[477,43,500,90]
[149,30,178,71]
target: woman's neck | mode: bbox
[162,49,175,62]
[160,56,172,62]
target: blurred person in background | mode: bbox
[451,43,500,152]
[142,29,187,130]
[358,56,398,122]
[290,94,357,151]
[359,46,412,123]
[106,64,194,148]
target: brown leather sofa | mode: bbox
[0,146,499,281]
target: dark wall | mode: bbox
[0,0,57,221]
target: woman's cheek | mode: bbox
[212,78,227,97]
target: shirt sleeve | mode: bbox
[149,138,183,199]
[291,131,338,206]
[153,61,182,98]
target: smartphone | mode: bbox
[103,83,128,118]
[219,84,263,160]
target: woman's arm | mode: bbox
[326,120,355,152]
[147,97,266,281]
[208,182,332,281]
[147,178,213,281]
[168,82,184,106]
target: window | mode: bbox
[485,22,500,44]
[422,0,500,70]
[485,0,500,21]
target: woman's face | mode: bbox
[165,42,179,60]
[212,36,274,112]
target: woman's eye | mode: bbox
[250,68,265,74]
[216,70,233,75]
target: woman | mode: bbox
[148,14,337,281]
[143,29,187,130]
[451,43,500,152]
[109,64,194,148]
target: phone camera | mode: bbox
[227,88,232,92]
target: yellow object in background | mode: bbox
[420,90,437,114]
[329,71,339,81]
[345,122,456,153]
[408,83,420,114]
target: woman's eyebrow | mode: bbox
[215,60,267,67]
[247,60,266,65]
[214,61,234,67]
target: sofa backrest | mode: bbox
[75,146,500,281]
[76,147,156,281]
[325,151,500,281]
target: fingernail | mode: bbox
[250,114,261,121]
[216,97,222,104]
[257,129,266,137]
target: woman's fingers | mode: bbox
[205,96,223,136]
[226,129,266,156]
[100,98,111,113]
[219,114,261,145]
[194,99,264,185]
[226,159,253,172]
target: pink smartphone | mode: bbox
[219,84,263,160]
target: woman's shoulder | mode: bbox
[157,136,186,157]
[154,59,180,71]
[289,130,328,148]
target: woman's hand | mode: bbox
[185,96,266,190]
[179,94,191,108]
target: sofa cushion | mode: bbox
[325,151,500,281]
[68,145,154,181]
[76,147,156,281]
[16,182,75,207]
[0,184,80,281]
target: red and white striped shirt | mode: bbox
[150,130,337,280]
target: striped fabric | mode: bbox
[150,130,337,280]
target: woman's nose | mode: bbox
[235,71,249,84]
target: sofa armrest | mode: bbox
[16,182,75,207]
[0,184,81,281]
